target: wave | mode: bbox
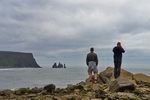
[0,68,40,71]
[0,68,16,71]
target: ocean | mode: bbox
[0,67,150,91]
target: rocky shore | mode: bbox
[0,67,150,100]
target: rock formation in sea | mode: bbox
[52,62,66,68]
[0,51,41,68]
[64,64,66,68]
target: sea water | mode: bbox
[0,67,150,90]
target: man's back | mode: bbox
[113,46,125,61]
[86,52,98,66]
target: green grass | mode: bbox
[0,58,17,67]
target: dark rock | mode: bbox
[95,89,107,99]
[15,88,30,95]
[0,90,13,96]
[69,96,76,100]
[67,84,76,92]
[0,91,4,96]
[43,84,56,93]
[99,67,114,84]
[57,62,63,68]
[29,87,43,94]
[52,62,66,68]
[109,77,135,92]
[40,91,48,95]
[67,84,75,88]
[67,84,84,92]
[76,81,86,86]
[52,63,57,68]
[64,64,66,68]
[76,85,84,90]
[134,89,144,96]
[60,88,69,94]
[107,93,139,100]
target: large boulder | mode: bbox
[133,73,150,83]
[99,67,114,84]
[99,67,133,84]
[109,77,135,92]
[43,84,56,93]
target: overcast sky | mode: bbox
[0,0,150,68]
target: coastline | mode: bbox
[0,67,150,91]
[0,67,150,100]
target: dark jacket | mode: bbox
[113,46,125,61]
[86,52,98,66]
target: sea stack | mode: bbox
[52,62,66,68]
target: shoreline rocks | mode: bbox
[109,76,135,92]
[0,67,150,100]
[133,73,150,83]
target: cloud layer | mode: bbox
[0,0,150,67]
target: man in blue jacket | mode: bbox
[113,42,125,78]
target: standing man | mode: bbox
[86,47,98,84]
[113,42,125,79]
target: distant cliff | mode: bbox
[0,51,41,68]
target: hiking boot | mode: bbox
[94,80,97,84]
[90,80,93,84]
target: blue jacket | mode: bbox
[113,46,125,61]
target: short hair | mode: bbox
[90,47,94,51]
[117,42,121,46]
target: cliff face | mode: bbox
[0,51,41,68]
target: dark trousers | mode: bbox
[114,61,122,78]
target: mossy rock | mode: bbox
[43,84,56,93]
[60,89,69,94]
[0,91,5,96]
[0,90,13,96]
[0,96,4,100]
[76,85,84,90]
[66,85,84,92]
[54,88,61,93]
[70,96,76,100]
[95,89,107,99]
[133,73,150,83]
[15,88,30,95]
[28,87,43,94]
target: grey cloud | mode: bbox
[0,0,150,66]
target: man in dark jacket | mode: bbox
[113,42,125,78]
[86,47,98,84]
